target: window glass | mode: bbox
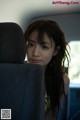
[69,41,80,83]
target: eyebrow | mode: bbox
[28,39,51,46]
[40,41,51,46]
[28,39,36,43]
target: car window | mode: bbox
[68,41,80,83]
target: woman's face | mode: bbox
[26,31,58,66]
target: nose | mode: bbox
[32,45,40,57]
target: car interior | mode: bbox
[0,0,80,120]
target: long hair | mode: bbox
[24,20,70,116]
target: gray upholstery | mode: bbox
[0,22,26,63]
[68,86,80,120]
[0,23,45,120]
[0,63,45,120]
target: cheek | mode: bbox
[26,48,32,58]
[43,51,53,64]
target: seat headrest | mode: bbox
[0,22,26,63]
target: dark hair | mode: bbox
[24,20,70,116]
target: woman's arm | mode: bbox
[63,73,70,95]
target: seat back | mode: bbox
[68,84,80,120]
[0,63,45,120]
[0,22,45,120]
[0,22,25,63]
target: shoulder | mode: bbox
[63,73,70,95]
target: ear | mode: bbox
[53,46,60,56]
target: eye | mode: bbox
[27,42,34,47]
[41,44,49,49]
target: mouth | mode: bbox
[30,59,41,64]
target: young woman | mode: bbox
[24,20,70,120]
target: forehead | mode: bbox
[28,31,53,44]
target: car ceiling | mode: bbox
[0,0,80,41]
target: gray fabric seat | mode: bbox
[0,22,25,63]
[0,23,45,120]
[0,63,45,120]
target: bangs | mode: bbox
[25,20,61,46]
[27,27,53,46]
[37,28,53,46]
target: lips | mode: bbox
[31,59,41,64]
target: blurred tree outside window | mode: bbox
[69,41,80,83]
